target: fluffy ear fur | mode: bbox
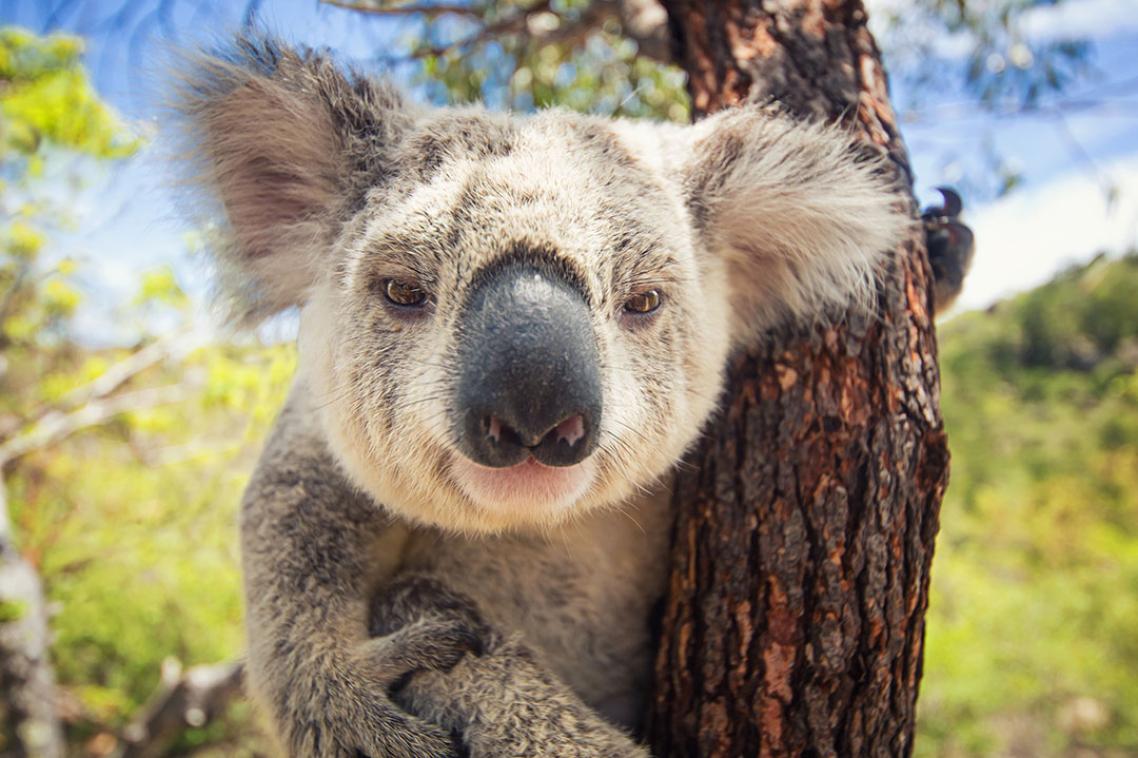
[175,36,414,323]
[681,107,913,342]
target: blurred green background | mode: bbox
[1,0,1137,755]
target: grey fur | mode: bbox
[177,36,912,757]
[922,187,975,314]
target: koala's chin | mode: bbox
[450,455,598,523]
[322,418,624,534]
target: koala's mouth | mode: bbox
[450,452,596,516]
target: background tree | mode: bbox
[1,29,140,756]
[0,29,275,756]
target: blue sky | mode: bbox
[3,0,1137,341]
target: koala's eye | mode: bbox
[623,289,662,315]
[383,278,429,308]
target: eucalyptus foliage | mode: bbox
[920,252,1138,756]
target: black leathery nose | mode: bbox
[454,261,602,469]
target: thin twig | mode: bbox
[0,263,32,334]
[0,385,189,466]
[1051,108,1118,205]
[0,330,200,444]
[321,0,485,19]
[410,0,553,59]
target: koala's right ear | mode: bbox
[675,107,911,344]
[176,36,413,323]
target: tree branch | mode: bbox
[60,332,194,409]
[0,330,198,450]
[0,330,195,755]
[408,0,552,58]
[321,0,485,19]
[115,659,244,758]
[0,385,188,467]
[334,0,673,64]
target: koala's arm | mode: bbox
[241,388,477,758]
[391,633,648,758]
[371,576,648,758]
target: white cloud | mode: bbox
[950,153,1138,313]
[865,0,974,60]
[1020,0,1138,42]
[868,0,1138,64]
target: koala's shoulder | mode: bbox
[241,387,360,520]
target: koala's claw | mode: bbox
[358,614,487,693]
[277,576,493,758]
[925,186,962,218]
[280,683,462,758]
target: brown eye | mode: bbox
[623,289,661,315]
[383,278,428,308]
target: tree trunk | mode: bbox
[646,2,949,756]
[0,485,64,758]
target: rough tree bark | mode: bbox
[646,2,949,756]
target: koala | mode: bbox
[177,36,915,758]
[922,187,975,314]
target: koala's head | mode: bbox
[179,37,910,533]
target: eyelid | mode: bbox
[622,279,669,300]
[360,239,438,282]
[625,286,663,303]
[365,255,437,300]
[620,260,682,292]
[377,261,434,284]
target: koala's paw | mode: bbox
[277,673,462,758]
[360,609,489,693]
[274,579,492,758]
[396,637,648,758]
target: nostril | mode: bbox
[531,411,596,467]
[552,414,585,447]
[484,414,586,451]
[483,415,523,449]
[462,412,530,468]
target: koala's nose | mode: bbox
[454,261,602,469]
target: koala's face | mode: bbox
[299,111,729,531]
[181,38,910,533]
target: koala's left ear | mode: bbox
[681,107,913,342]
[175,35,414,324]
